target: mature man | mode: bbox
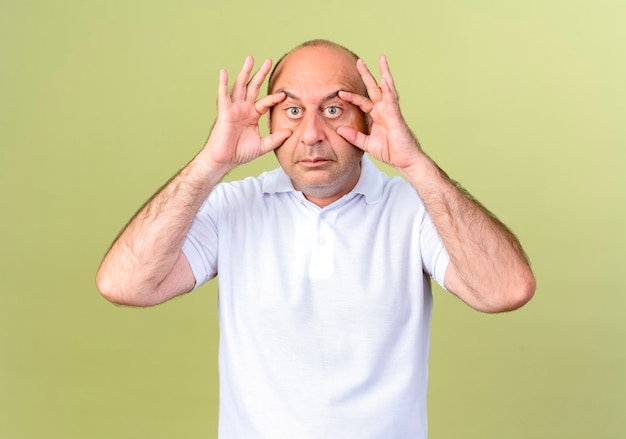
[97,39,535,438]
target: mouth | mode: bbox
[300,157,331,167]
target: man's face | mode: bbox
[269,45,368,206]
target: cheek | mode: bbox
[332,109,368,132]
[270,112,298,131]
[349,111,369,132]
[273,135,297,163]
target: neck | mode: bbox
[298,175,361,208]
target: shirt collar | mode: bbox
[261,155,384,204]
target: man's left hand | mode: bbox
[337,56,422,171]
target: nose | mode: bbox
[299,111,326,146]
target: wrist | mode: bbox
[185,148,235,188]
[399,151,452,195]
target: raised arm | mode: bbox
[96,57,291,306]
[338,56,535,312]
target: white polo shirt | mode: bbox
[183,155,449,439]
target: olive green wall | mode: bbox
[1,0,624,437]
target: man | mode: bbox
[96,39,535,438]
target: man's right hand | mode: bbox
[202,56,292,170]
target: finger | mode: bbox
[356,59,382,101]
[338,91,374,113]
[260,129,292,154]
[378,56,399,101]
[336,126,369,152]
[255,91,287,115]
[231,56,254,101]
[246,58,273,102]
[217,69,230,109]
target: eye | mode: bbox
[324,106,342,118]
[286,107,302,118]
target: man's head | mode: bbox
[267,40,369,207]
[267,40,366,96]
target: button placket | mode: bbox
[310,210,335,278]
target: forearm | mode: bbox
[96,149,233,306]
[337,55,534,311]
[96,56,291,306]
[400,152,535,312]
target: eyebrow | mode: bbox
[277,89,344,103]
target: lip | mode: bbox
[299,158,331,167]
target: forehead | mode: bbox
[271,46,364,97]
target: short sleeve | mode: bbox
[419,212,450,290]
[181,195,219,289]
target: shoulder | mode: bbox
[201,168,289,216]
[211,168,280,198]
[357,160,432,225]
[363,160,423,206]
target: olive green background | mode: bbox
[1,0,624,437]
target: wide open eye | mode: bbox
[286,107,302,118]
[324,106,342,118]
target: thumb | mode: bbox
[337,126,368,152]
[261,129,292,154]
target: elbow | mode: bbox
[95,269,126,305]
[95,268,145,307]
[95,266,175,307]
[509,266,536,310]
[447,262,536,313]
[519,270,537,306]
[484,268,536,313]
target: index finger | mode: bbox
[254,91,287,115]
[338,90,374,113]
